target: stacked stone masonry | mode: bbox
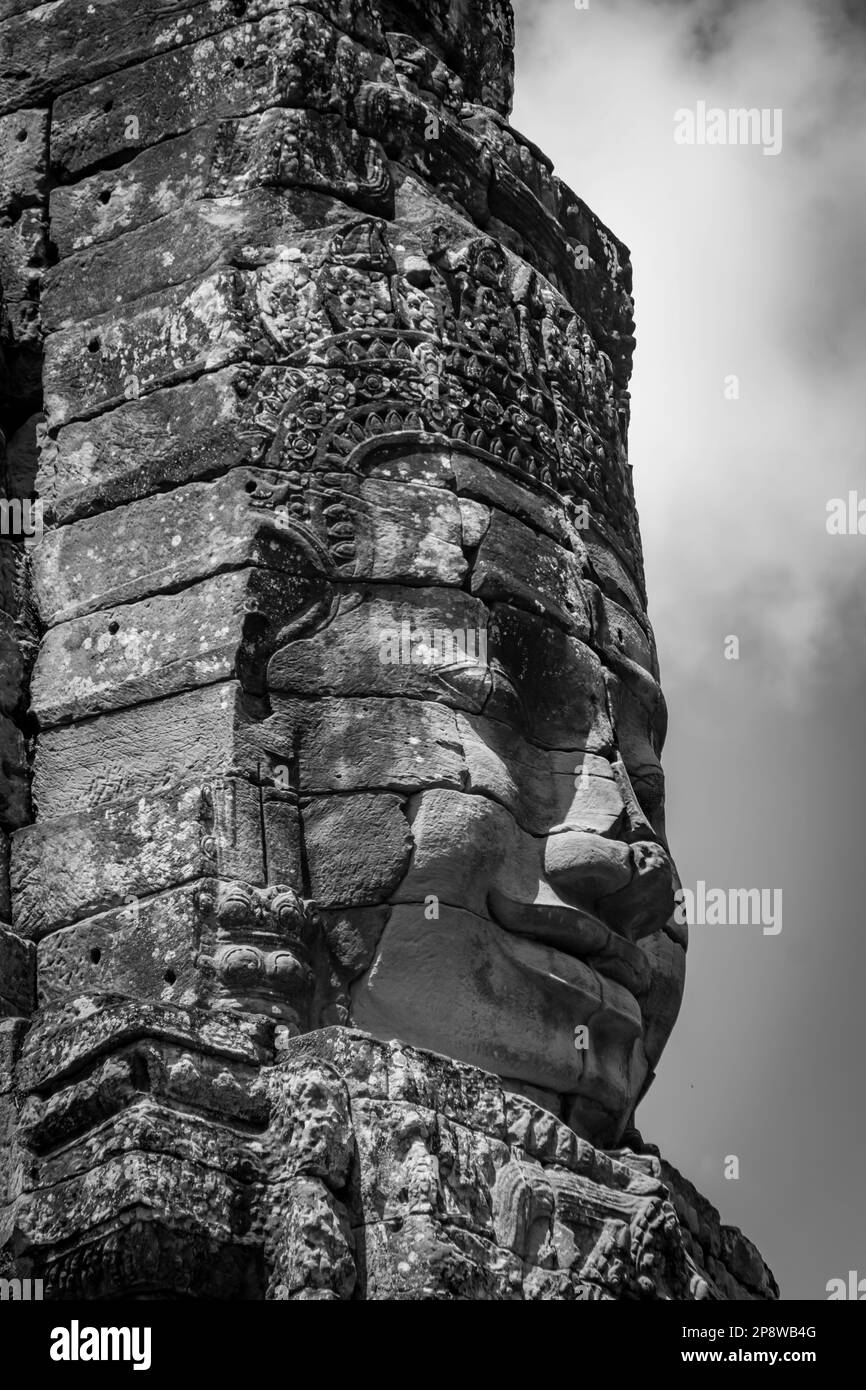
[0,0,776,1299]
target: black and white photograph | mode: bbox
[0,0,862,1364]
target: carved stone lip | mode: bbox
[487,888,652,999]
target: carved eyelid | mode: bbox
[608,652,668,750]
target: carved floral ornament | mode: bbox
[240,217,641,580]
[0,0,777,1304]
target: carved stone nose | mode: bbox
[544,830,633,903]
[598,841,675,942]
[544,832,674,942]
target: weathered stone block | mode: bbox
[0,713,28,830]
[253,695,467,795]
[44,191,314,328]
[0,612,25,714]
[42,368,250,522]
[485,605,612,750]
[43,269,251,428]
[471,507,591,638]
[347,1095,510,1234]
[0,0,285,112]
[334,475,467,585]
[12,778,263,938]
[267,587,492,711]
[14,1151,257,1250]
[0,924,34,1014]
[50,16,392,181]
[32,683,242,818]
[32,566,318,726]
[34,467,321,624]
[456,714,620,837]
[17,1038,268,1156]
[0,829,10,922]
[320,905,389,979]
[304,793,412,907]
[0,107,47,215]
[0,0,778,1309]
[36,883,204,1011]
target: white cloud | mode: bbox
[513,0,866,700]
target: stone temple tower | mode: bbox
[0,0,776,1299]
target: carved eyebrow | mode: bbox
[605,649,668,751]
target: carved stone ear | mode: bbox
[201,881,335,1035]
[234,543,336,700]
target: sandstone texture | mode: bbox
[0,0,777,1299]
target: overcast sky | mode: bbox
[512,0,866,1300]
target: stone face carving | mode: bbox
[0,0,776,1298]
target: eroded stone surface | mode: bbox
[0,0,777,1302]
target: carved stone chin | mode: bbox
[0,0,775,1301]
